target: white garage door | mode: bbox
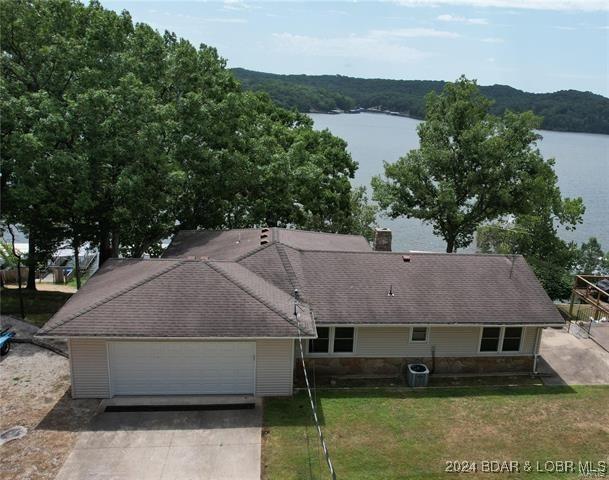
[108,341,255,395]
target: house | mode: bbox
[36,228,564,398]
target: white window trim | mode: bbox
[409,326,429,344]
[501,326,525,353]
[307,327,357,356]
[308,327,332,355]
[478,326,523,354]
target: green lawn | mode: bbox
[1,288,73,326]
[263,386,609,479]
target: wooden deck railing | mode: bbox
[569,274,609,319]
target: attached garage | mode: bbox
[67,338,297,398]
[108,341,256,396]
[38,258,315,399]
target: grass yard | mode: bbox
[1,288,73,326]
[263,386,609,479]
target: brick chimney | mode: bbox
[373,228,392,252]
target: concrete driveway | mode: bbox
[538,327,609,385]
[55,404,262,480]
[590,323,609,352]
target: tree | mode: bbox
[576,237,607,275]
[2,0,372,273]
[0,0,133,281]
[477,196,585,300]
[372,76,573,253]
[344,187,378,242]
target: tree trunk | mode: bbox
[98,229,112,265]
[446,237,456,253]
[73,240,81,290]
[8,225,25,319]
[26,234,37,290]
[111,230,120,258]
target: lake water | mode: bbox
[310,113,609,253]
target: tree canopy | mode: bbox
[1,0,374,289]
[477,198,585,300]
[575,237,609,276]
[372,76,585,255]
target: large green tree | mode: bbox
[1,0,373,281]
[372,76,579,253]
[1,0,135,282]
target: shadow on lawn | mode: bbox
[267,384,578,427]
[313,383,577,399]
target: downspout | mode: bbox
[532,328,542,375]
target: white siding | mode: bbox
[256,339,294,396]
[355,327,481,357]
[521,327,540,354]
[69,339,110,398]
[429,327,482,356]
[311,326,540,358]
[356,327,410,356]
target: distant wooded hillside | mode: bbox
[232,68,609,135]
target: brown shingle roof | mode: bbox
[239,250,564,326]
[38,258,315,338]
[38,229,563,338]
[162,227,371,261]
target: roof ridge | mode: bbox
[292,249,526,258]
[39,260,185,334]
[106,258,178,262]
[276,227,368,239]
[206,261,312,335]
[174,228,261,233]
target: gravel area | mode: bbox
[0,343,98,480]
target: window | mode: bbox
[480,327,501,352]
[309,327,330,353]
[333,327,355,353]
[308,327,355,354]
[410,327,428,342]
[502,327,523,352]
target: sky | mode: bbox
[102,0,609,97]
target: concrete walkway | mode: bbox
[54,402,262,480]
[538,327,609,385]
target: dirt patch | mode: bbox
[0,343,98,480]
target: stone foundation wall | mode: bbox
[295,356,534,380]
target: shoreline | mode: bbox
[308,111,609,137]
